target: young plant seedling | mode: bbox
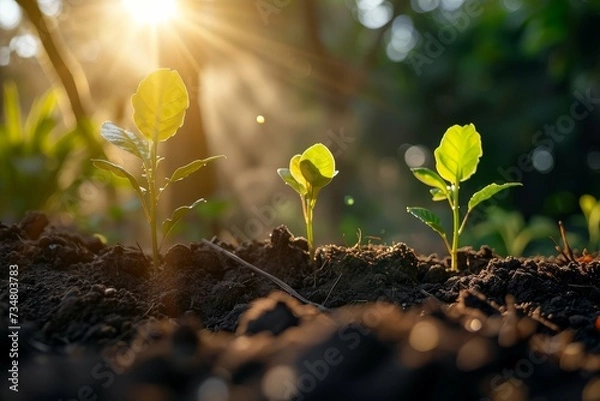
[579,194,600,251]
[277,143,338,257]
[92,69,225,268]
[407,123,522,271]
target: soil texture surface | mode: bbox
[1,212,599,400]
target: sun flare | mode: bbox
[122,0,177,25]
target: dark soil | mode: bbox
[1,211,599,400]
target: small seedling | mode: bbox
[579,194,600,251]
[92,69,225,268]
[407,123,521,271]
[277,143,338,256]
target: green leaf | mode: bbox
[406,207,446,238]
[300,159,332,189]
[580,194,597,220]
[167,155,226,184]
[131,69,189,142]
[277,168,306,195]
[434,123,482,183]
[26,89,57,149]
[91,159,147,209]
[162,198,205,238]
[468,182,522,212]
[3,82,22,143]
[411,167,448,191]
[100,122,150,160]
[430,188,447,201]
[289,154,307,191]
[299,143,338,188]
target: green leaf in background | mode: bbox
[100,122,150,160]
[2,82,23,143]
[580,194,597,221]
[131,69,189,142]
[162,198,205,238]
[406,207,447,239]
[468,182,522,212]
[434,123,482,183]
[27,89,58,151]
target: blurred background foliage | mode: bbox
[0,0,599,256]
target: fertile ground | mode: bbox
[1,212,599,401]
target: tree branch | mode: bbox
[16,0,93,135]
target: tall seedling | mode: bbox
[92,69,225,268]
[407,123,521,271]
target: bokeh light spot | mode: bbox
[587,150,600,171]
[409,320,439,352]
[196,377,229,401]
[256,115,265,124]
[404,145,429,168]
[345,195,355,206]
[358,1,393,29]
[532,148,554,174]
[10,34,39,58]
[38,0,63,17]
[0,0,22,30]
[411,0,439,13]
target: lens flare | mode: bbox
[122,0,177,25]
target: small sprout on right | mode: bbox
[407,123,522,271]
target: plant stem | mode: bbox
[451,182,460,271]
[148,140,160,269]
[301,196,314,257]
[306,198,314,257]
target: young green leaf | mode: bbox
[468,182,522,212]
[277,168,306,195]
[300,143,337,184]
[406,207,447,238]
[162,198,206,238]
[434,123,482,183]
[131,69,189,142]
[300,159,331,188]
[278,143,338,256]
[166,155,226,184]
[411,167,448,192]
[580,194,597,220]
[408,123,521,271]
[91,159,148,215]
[100,122,150,160]
[429,188,447,201]
[289,154,306,191]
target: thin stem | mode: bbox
[306,198,314,257]
[451,182,460,271]
[148,140,160,269]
